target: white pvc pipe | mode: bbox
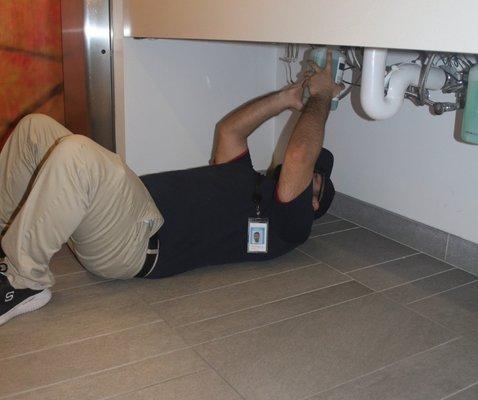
[360,48,447,120]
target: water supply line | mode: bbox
[360,48,447,120]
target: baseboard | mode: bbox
[329,192,478,277]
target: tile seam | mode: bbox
[98,369,212,400]
[175,278,355,329]
[346,281,461,336]
[330,195,477,275]
[298,337,462,400]
[0,319,165,361]
[345,252,421,274]
[0,346,200,400]
[52,279,115,293]
[312,218,343,227]
[309,226,360,238]
[439,380,478,400]
[189,292,376,347]
[406,279,478,305]
[149,262,322,305]
[367,266,458,293]
[190,348,247,400]
[444,233,451,260]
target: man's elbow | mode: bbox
[216,121,237,138]
[284,145,316,169]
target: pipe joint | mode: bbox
[360,48,446,120]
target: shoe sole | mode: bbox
[0,289,52,326]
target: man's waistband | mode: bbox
[135,232,159,278]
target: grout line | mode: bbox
[176,278,354,329]
[299,337,462,400]
[149,261,322,305]
[295,247,353,279]
[189,292,376,347]
[444,233,451,261]
[295,246,320,261]
[309,226,360,238]
[439,380,478,400]
[391,300,460,338]
[0,345,200,400]
[0,319,164,361]
[345,252,421,274]
[150,291,248,399]
[312,218,342,227]
[99,370,211,400]
[333,213,477,278]
[191,348,247,400]
[342,278,461,337]
[373,267,456,293]
[406,279,478,305]
[300,235,426,278]
[52,279,115,293]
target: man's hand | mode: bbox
[279,78,308,111]
[305,50,344,101]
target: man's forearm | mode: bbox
[287,96,331,173]
[277,96,331,201]
[217,90,292,140]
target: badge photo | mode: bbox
[247,218,268,253]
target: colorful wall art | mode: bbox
[0,0,64,150]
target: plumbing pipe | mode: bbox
[360,48,447,120]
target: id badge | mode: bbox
[247,218,269,253]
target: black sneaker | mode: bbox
[0,259,51,326]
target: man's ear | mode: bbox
[312,196,320,211]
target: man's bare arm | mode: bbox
[213,82,305,164]
[277,51,343,202]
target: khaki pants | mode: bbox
[0,114,163,290]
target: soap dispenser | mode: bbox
[461,64,478,144]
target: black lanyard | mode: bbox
[252,174,264,217]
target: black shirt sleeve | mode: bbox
[224,150,253,169]
[271,181,314,244]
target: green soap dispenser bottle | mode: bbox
[461,64,478,144]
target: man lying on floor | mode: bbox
[0,51,342,326]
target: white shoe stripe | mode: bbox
[0,289,52,326]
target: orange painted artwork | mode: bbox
[0,0,64,150]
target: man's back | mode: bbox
[140,152,314,278]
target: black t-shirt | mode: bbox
[139,152,314,278]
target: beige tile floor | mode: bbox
[2,215,478,400]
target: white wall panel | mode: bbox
[324,85,478,244]
[123,39,278,175]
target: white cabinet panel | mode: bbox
[124,0,478,54]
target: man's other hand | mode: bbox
[306,49,344,101]
[279,78,308,111]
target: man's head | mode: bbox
[253,231,261,243]
[272,148,335,220]
[312,173,335,217]
[312,173,323,211]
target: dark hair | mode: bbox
[314,176,335,219]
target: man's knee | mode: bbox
[17,114,55,131]
[14,114,62,144]
[52,135,113,170]
[53,135,89,156]
[46,135,91,168]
